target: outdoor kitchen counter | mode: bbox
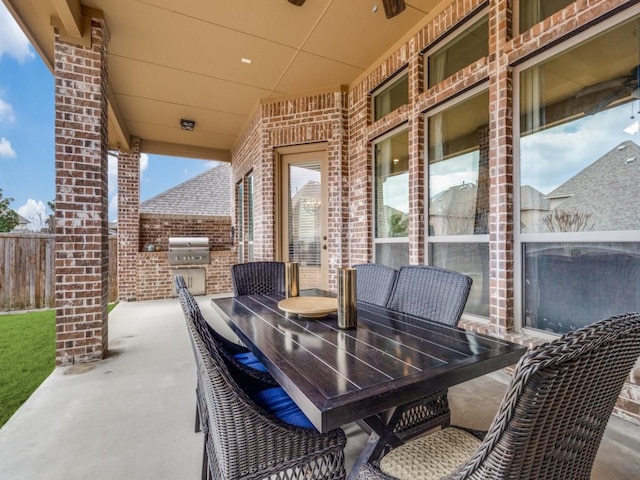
[135,249,236,301]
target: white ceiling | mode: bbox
[5,0,447,160]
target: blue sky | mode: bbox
[0,4,216,229]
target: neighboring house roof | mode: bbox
[140,163,230,216]
[533,140,640,232]
[520,185,550,211]
[430,182,478,217]
[11,213,30,231]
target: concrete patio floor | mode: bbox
[1,296,639,479]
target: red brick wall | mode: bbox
[122,213,235,301]
[139,213,232,252]
[231,89,349,291]
[53,18,109,366]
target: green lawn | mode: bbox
[0,304,117,429]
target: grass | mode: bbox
[0,304,117,429]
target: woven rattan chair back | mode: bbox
[387,265,472,327]
[178,286,276,390]
[359,312,640,480]
[175,274,187,292]
[183,309,347,480]
[231,261,285,296]
[446,312,640,480]
[353,263,397,307]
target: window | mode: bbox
[374,129,409,269]
[247,173,254,261]
[426,87,490,317]
[518,0,575,33]
[235,180,244,262]
[518,13,640,334]
[426,12,488,89]
[524,243,640,333]
[373,72,408,121]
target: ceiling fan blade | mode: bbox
[288,0,305,5]
[382,0,406,19]
[576,77,630,97]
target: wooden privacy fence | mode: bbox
[0,233,118,311]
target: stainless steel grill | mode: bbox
[168,237,210,265]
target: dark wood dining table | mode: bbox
[211,289,526,477]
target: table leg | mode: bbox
[348,415,404,480]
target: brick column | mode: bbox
[117,138,141,301]
[488,0,514,335]
[408,38,425,265]
[54,18,110,365]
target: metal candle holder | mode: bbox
[285,262,300,298]
[337,267,357,329]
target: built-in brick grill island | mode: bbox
[169,237,210,295]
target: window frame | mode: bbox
[422,7,489,89]
[372,125,410,267]
[513,0,576,37]
[512,4,640,335]
[235,179,244,263]
[423,83,490,322]
[371,68,409,122]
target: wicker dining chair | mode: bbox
[386,265,473,326]
[184,305,347,480]
[352,263,398,307]
[176,276,277,435]
[231,261,286,296]
[175,274,188,292]
[357,312,640,480]
[377,265,473,444]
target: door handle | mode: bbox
[323,245,327,250]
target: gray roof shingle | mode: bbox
[528,140,640,232]
[139,163,230,216]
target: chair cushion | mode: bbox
[379,427,481,480]
[233,351,268,372]
[251,387,315,429]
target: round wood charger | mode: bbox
[277,296,338,318]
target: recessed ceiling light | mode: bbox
[241,57,252,64]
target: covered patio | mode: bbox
[3,0,639,464]
[0,297,639,479]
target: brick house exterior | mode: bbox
[229,0,640,424]
[46,0,639,421]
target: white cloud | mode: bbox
[0,137,16,158]
[520,104,638,194]
[17,199,48,231]
[0,4,35,63]
[0,96,15,123]
[140,153,149,174]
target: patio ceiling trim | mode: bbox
[107,84,131,152]
[51,0,82,37]
[140,139,231,163]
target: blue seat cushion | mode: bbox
[251,387,315,429]
[233,351,268,372]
